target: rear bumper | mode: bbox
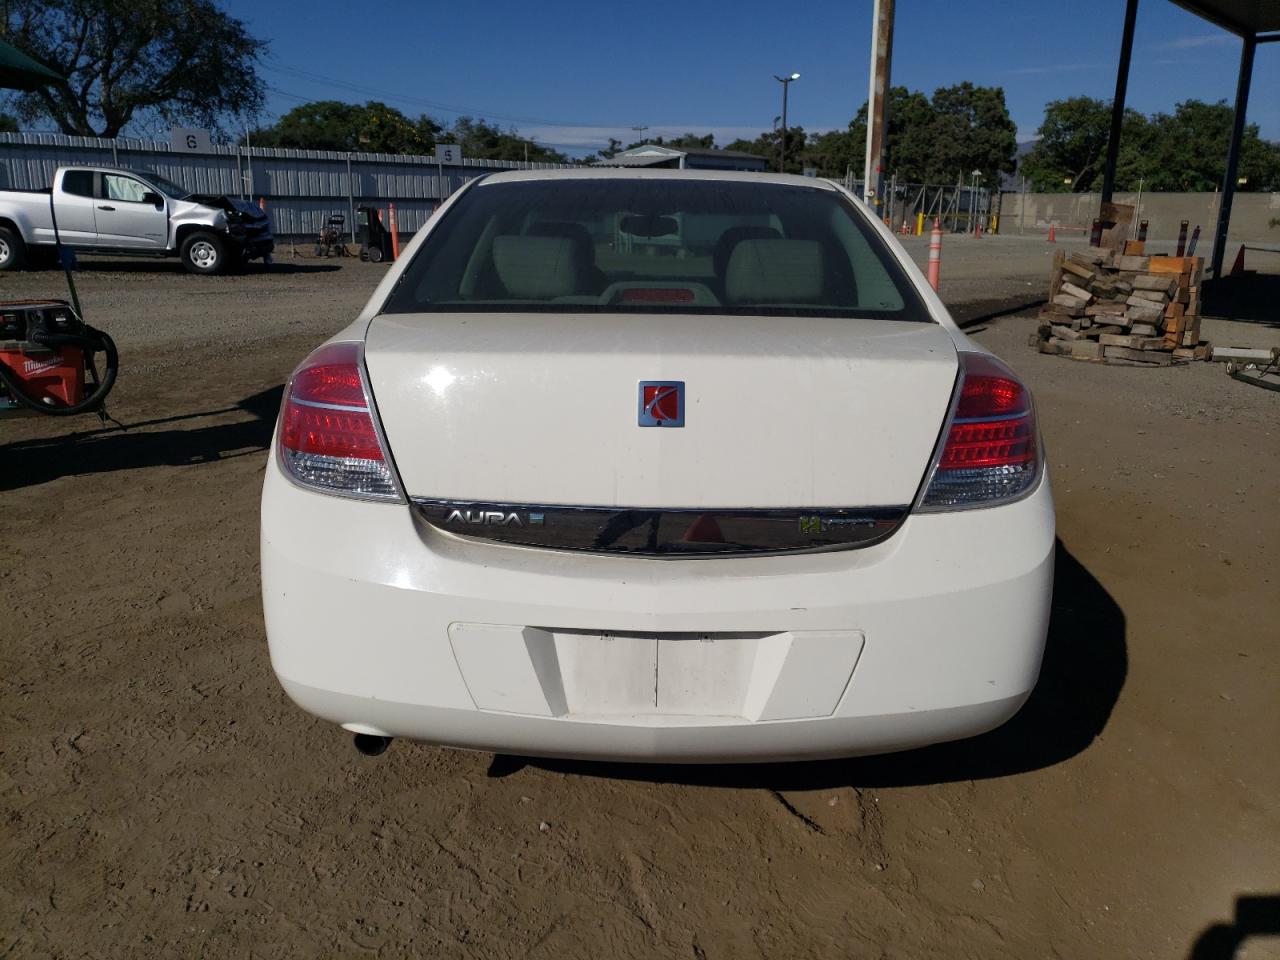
[261,463,1055,763]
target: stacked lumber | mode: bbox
[1032,249,1211,365]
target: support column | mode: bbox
[1210,34,1255,278]
[863,0,894,214]
[1100,0,1138,204]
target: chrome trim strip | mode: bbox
[411,499,909,557]
[951,409,1031,424]
[290,397,369,412]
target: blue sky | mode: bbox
[226,0,1278,154]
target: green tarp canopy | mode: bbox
[0,39,65,91]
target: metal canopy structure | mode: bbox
[1099,0,1280,279]
[0,39,66,91]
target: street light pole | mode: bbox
[773,72,800,173]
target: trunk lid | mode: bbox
[364,313,957,509]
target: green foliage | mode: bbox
[724,127,807,173]
[1020,97,1118,192]
[0,112,17,133]
[449,117,568,163]
[1139,100,1278,191]
[252,101,440,154]
[651,133,715,150]
[252,108,567,163]
[1021,97,1280,192]
[2,0,266,138]
[769,84,1018,182]
[921,82,1018,185]
[803,125,859,177]
[593,137,625,161]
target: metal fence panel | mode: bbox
[1,131,572,236]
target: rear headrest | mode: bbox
[492,235,582,299]
[713,225,782,279]
[529,221,596,275]
[724,239,824,305]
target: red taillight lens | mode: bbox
[954,370,1024,419]
[276,342,399,499]
[937,418,1036,470]
[921,353,1040,510]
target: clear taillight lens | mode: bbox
[920,352,1040,510]
[277,341,400,499]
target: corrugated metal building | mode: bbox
[0,132,573,238]
[597,144,769,172]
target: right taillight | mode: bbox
[919,352,1041,510]
[276,341,400,500]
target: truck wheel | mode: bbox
[181,232,226,275]
[0,226,26,271]
[368,245,384,263]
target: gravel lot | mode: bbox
[2,239,1278,959]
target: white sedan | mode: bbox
[260,169,1053,763]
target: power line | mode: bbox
[260,58,613,130]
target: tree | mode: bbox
[660,133,715,150]
[725,127,807,173]
[1019,97,1280,192]
[923,82,1018,186]
[791,84,1017,183]
[252,101,440,154]
[1021,97,1117,192]
[593,137,625,161]
[449,117,568,163]
[803,125,860,178]
[0,113,17,133]
[1139,100,1279,191]
[2,0,266,138]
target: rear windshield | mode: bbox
[383,178,931,321]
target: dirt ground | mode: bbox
[2,245,1278,959]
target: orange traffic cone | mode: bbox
[1229,245,1246,276]
[1047,223,1056,243]
[927,218,942,292]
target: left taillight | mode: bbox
[277,341,400,500]
[918,351,1041,511]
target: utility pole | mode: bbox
[773,73,800,172]
[863,0,894,214]
[243,122,254,200]
[631,125,649,143]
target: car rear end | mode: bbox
[260,171,1053,762]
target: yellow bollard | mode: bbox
[916,211,924,236]
[991,213,999,235]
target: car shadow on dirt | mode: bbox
[1188,895,1280,959]
[495,539,1127,788]
[0,385,283,491]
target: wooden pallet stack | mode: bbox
[1033,250,1210,365]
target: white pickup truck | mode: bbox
[0,165,274,274]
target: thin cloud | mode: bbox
[1149,33,1235,50]
[1006,62,1100,75]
